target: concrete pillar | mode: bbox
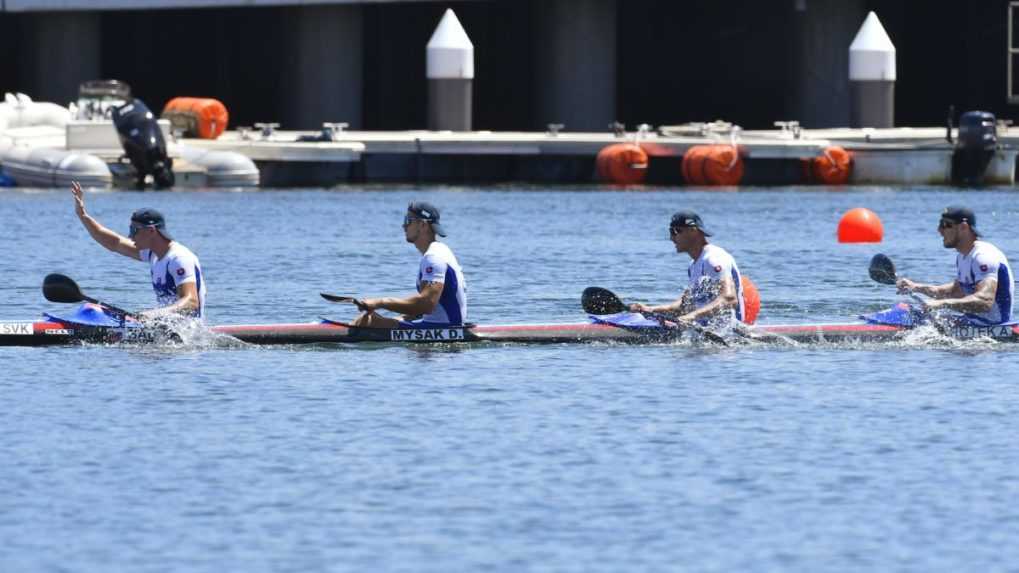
[427,9,473,131]
[849,11,895,128]
[788,0,866,127]
[21,12,101,106]
[532,0,616,132]
[284,5,363,130]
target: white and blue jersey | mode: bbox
[687,244,745,322]
[956,240,1013,325]
[403,241,466,326]
[140,243,206,319]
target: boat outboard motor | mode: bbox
[112,98,174,189]
[951,110,997,186]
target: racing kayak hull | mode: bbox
[5,319,1019,347]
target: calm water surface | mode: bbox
[2,185,1019,572]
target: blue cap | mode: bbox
[130,208,173,240]
[942,206,979,235]
[408,202,446,236]
[670,210,712,237]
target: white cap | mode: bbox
[849,11,896,81]
[426,9,474,79]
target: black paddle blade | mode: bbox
[320,293,367,311]
[43,273,86,303]
[321,293,356,303]
[581,287,627,315]
[869,254,897,285]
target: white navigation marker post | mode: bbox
[426,9,474,131]
[849,11,896,128]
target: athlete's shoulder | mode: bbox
[982,240,1010,261]
[427,240,453,253]
[168,242,200,261]
[971,241,1008,265]
[702,244,736,265]
[425,241,458,261]
[165,243,202,270]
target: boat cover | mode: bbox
[43,303,140,329]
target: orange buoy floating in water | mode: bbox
[740,276,761,325]
[681,144,744,186]
[595,143,648,185]
[807,145,853,185]
[837,207,883,243]
[740,275,761,325]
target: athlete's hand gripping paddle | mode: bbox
[866,255,946,332]
[581,286,729,346]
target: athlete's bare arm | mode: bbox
[896,278,962,299]
[71,181,142,261]
[139,282,200,319]
[359,281,444,317]
[678,276,737,322]
[630,291,692,316]
[924,278,997,313]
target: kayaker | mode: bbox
[628,210,745,324]
[896,206,1014,325]
[70,181,206,319]
[352,202,467,328]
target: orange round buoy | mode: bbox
[810,146,853,185]
[837,208,883,243]
[161,97,229,139]
[740,275,761,325]
[682,145,744,186]
[681,145,708,185]
[595,143,648,184]
[702,145,744,186]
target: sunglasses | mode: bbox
[670,226,690,236]
[938,219,957,230]
[403,215,423,227]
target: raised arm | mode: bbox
[71,181,141,261]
